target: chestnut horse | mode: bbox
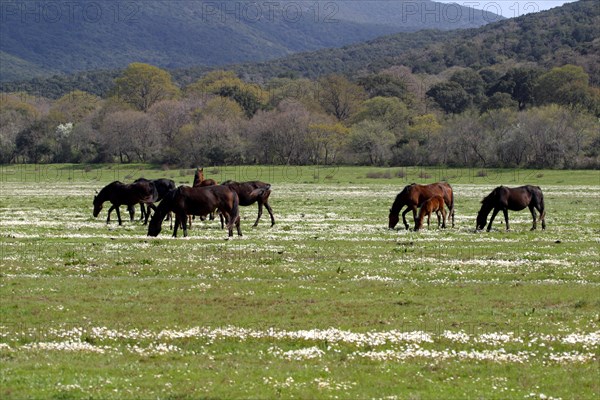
[389,182,454,230]
[93,180,157,225]
[414,195,447,231]
[476,185,546,231]
[193,167,218,187]
[221,180,275,227]
[191,167,219,225]
[147,185,241,238]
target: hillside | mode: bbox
[230,0,599,81]
[0,0,500,82]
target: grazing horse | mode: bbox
[93,180,157,225]
[221,180,275,227]
[476,185,546,231]
[129,178,176,224]
[148,185,242,238]
[389,182,455,230]
[414,195,447,231]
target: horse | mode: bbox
[93,180,158,225]
[476,185,546,231]
[148,185,242,238]
[193,167,218,187]
[414,195,447,231]
[389,182,454,230]
[191,167,219,225]
[129,178,176,224]
[221,180,275,227]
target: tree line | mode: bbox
[1,62,598,169]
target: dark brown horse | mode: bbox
[389,182,454,230]
[129,178,176,224]
[148,185,242,238]
[414,195,447,231]
[476,185,546,231]
[93,180,158,225]
[221,180,275,227]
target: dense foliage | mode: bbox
[1,59,598,169]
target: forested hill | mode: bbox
[228,0,598,82]
[2,0,596,98]
[0,0,500,82]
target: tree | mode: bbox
[186,70,268,118]
[426,81,470,114]
[480,92,518,113]
[101,111,160,162]
[353,96,410,132]
[0,94,40,163]
[318,75,366,122]
[487,67,541,110]
[534,65,593,109]
[49,91,102,123]
[449,69,486,106]
[358,74,409,100]
[112,63,179,112]
[348,120,395,165]
[307,122,350,164]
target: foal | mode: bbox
[414,195,447,231]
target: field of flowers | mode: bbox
[0,165,598,399]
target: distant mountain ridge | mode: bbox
[0,0,502,82]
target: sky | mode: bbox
[435,0,579,17]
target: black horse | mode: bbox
[93,180,158,225]
[221,180,275,227]
[129,178,176,224]
[476,185,546,231]
[148,185,242,238]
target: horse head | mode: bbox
[475,209,488,231]
[147,213,162,236]
[388,208,400,229]
[92,195,102,217]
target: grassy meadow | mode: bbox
[0,164,599,399]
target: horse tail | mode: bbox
[537,187,546,222]
[230,190,240,227]
[250,186,270,198]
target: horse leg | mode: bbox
[253,202,263,227]
[236,215,242,236]
[503,208,510,231]
[173,216,179,237]
[180,213,189,237]
[139,203,145,221]
[127,205,135,221]
[487,208,500,232]
[529,205,537,230]
[441,209,446,229]
[265,202,275,226]
[402,207,412,230]
[426,212,431,228]
[436,210,441,228]
[115,206,122,226]
[144,204,157,225]
[106,205,116,224]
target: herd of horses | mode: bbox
[93,168,275,238]
[92,171,546,238]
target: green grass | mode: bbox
[1,165,599,399]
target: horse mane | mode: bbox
[390,185,412,213]
[96,181,122,199]
[481,186,501,205]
